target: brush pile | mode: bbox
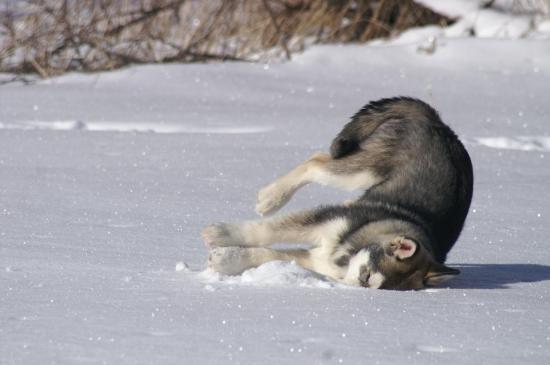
[0,0,452,76]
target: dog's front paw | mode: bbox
[201,223,241,248]
[256,182,293,216]
[208,247,251,275]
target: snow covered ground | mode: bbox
[2,13,550,365]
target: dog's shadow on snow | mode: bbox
[446,264,550,289]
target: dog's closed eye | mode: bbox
[358,266,370,286]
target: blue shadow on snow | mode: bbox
[446,264,550,289]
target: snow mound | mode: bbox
[200,261,345,289]
[400,1,549,42]
[476,136,550,151]
[175,261,191,272]
[447,9,532,39]
[415,0,482,18]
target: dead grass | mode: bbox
[0,0,453,77]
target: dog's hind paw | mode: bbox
[201,223,241,248]
[207,247,251,275]
[256,182,293,216]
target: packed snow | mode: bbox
[2,3,550,364]
[200,262,343,289]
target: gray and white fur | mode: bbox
[202,97,474,290]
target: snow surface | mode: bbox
[416,0,483,17]
[2,15,550,365]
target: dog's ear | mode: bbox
[424,262,460,286]
[390,237,417,260]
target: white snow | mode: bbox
[476,136,550,151]
[416,0,550,40]
[0,120,273,134]
[453,9,532,39]
[199,261,342,289]
[2,4,550,364]
[175,261,190,272]
[415,0,483,17]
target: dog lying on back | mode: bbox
[202,97,473,290]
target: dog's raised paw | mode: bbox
[256,182,293,216]
[201,224,220,248]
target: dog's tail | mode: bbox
[330,97,439,159]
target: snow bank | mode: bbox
[199,261,344,289]
[415,0,550,42]
[447,9,532,39]
[416,0,483,18]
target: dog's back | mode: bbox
[331,97,474,262]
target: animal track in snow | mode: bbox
[416,345,458,353]
[475,136,550,151]
[0,120,272,134]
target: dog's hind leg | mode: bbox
[202,212,311,248]
[202,207,349,249]
[256,152,382,215]
[255,153,326,216]
[204,206,353,279]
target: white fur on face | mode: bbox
[367,272,385,289]
[341,249,386,288]
[342,249,370,286]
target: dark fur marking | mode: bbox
[366,245,384,273]
[358,265,370,285]
[334,255,350,267]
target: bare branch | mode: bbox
[0,0,453,76]
[262,0,292,60]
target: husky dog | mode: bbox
[202,97,473,290]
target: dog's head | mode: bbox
[345,236,459,290]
